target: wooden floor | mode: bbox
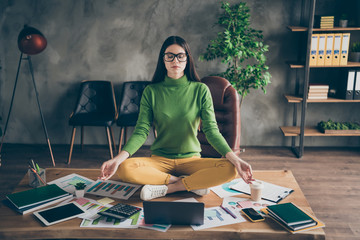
[0,144,359,240]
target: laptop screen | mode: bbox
[143,201,204,225]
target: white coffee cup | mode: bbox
[250,180,264,202]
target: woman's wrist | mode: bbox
[226,151,240,161]
[226,151,245,166]
[113,151,130,164]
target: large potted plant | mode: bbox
[200,1,271,108]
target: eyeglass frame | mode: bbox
[163,52,188,62]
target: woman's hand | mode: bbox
[226,151,254,184]
[99,151,130,181]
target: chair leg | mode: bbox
[124,127,127,146]
[110,127,116,155]
[118,127,124,153]
[106,127,114,159]
[68,127,76,164]
[81,126,84,151]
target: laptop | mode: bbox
[143,201,204,225]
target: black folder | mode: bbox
[337,70,355,100]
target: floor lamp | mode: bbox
[0,25,56,167]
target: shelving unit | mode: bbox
[281,0,360,158]
[287,61,360,68]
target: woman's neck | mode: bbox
[167,72,184,79]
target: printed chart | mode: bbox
[48,173,94,194]
[139,213,171,232]
[221,196,275,219]
[81,211,141,228]
[191,206,245,230]
[210,178,243,198]
[86,179,141,200]
[67,197,111,220]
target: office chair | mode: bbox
[68,80,117,164]
[117,81,150,152]
[197,76,241,157]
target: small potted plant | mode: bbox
[350,41,360,62]
[339,14,348,28]
[74,182,87,198]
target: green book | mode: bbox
[6,184,71,210]
[266,202,314,226]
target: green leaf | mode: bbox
[201,1,271,103]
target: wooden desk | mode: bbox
[0,168,325,240]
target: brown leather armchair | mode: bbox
[197,76,241,157]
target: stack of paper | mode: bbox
[262,202,325,233]
[6,184,72,214]
[315,15,334,29]
[308,84,329,100]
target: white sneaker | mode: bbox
[191,188,210,196]
[179,176,210,196]
[140,185,168,201]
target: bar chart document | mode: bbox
[86,179,141,200]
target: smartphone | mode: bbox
[241,208,265,222]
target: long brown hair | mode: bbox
[151,36,200,83]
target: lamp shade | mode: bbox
[17,25,47,55]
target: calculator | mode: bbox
[99,203,141,219]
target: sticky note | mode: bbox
[97,197,115,205]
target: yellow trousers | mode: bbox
[117,155,237,191]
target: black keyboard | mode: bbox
[99,203,141,219]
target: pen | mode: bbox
[28,161,36,172]
[28,166,46,185]
[31,159,36,170]
[28,160,34,168]
[220,205,237,219]
[36,163,41,173]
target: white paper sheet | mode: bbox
[191,206,245,230]
[48,173,95,194]
[210,178,245,198]
[230,179,293,203]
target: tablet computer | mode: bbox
[33,202,85,226]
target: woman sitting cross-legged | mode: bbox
[99,36,253,201]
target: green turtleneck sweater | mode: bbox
[122,75,232,158]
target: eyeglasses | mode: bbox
[163,52,187,62]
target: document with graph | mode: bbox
[48,173,95,194]
[191,206,245,230]
[86,179,141,200]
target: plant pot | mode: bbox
[75,189,85,198]
[349,52,360,62]
[339,19,348,28]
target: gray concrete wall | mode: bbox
[0,0,359,147]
